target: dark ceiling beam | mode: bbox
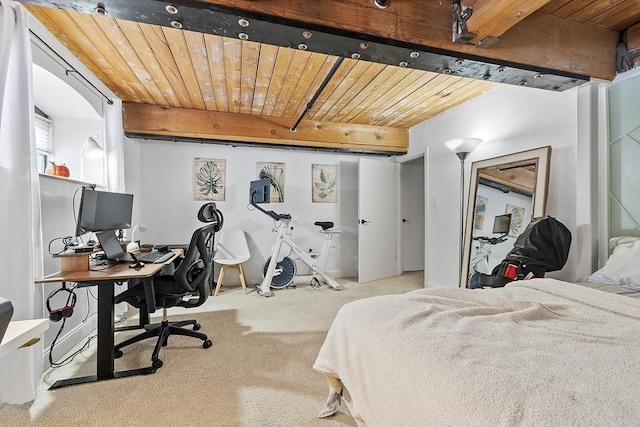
[16,0,607,90]
[202,0,616,80]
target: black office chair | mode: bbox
[114,204,223,370]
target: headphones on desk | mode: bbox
[46,286,76,322]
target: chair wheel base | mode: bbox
[193,323,201,331]
[203,339,212,349]
[152,359,163,369]
[114,350,123,359]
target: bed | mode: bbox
[313,237,640,426]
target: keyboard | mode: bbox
[137,250,174,264]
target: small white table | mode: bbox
[0,319,48,359]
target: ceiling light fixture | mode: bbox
[94,4,107,16]
[165,5,178,15]
[374,0,389,9]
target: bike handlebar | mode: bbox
[473,234,508,245]
[251,199,292,221]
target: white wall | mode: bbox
[124,138,365,285]
[408,83,603,287]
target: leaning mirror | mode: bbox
[460,146,551,288]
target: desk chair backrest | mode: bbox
[175,222,219,308]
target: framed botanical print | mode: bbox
[505,203,525,237]
[474,195,488,230]
[257,161,285,203]
[194,158,225,201]
[312,164,338,203]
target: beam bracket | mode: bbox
[452,1,475,44]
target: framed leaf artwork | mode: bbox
[312,164,338,203]
[257,162,285,202]
[194,158,225,201]
[505,203,525,237]
[474,196,487,230]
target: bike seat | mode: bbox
[314,221,334,230]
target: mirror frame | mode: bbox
[460,146,552,288]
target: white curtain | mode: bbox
[103,98,128,317]
[103,98,125,193]
[0,1,44,404]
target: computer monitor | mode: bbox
[75,187,134,236]
[492,214,512,234]
[249,178,271,204]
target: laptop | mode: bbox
[96,230,136,263]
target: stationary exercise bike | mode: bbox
[468,213,511,288]
[249,179,342,297]
[469,234,508,278]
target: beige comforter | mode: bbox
[313,278,640,426]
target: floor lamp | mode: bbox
[445,137,483,286]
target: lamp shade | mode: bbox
[444,138,483,155]
[81,136,104,159]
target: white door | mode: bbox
[358,157,398,283]
[401,156,425,272]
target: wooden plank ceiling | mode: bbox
[22,0,640,154]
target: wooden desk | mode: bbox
[35,250,181,389]
[0,319,49,359]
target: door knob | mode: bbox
[402,218,409,223]
[359,219,370,224]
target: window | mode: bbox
[35,108,53,173]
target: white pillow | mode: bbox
[586,236,640,286]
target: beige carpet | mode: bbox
[0,273,423,426]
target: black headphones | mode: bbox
[46,287,76,322]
